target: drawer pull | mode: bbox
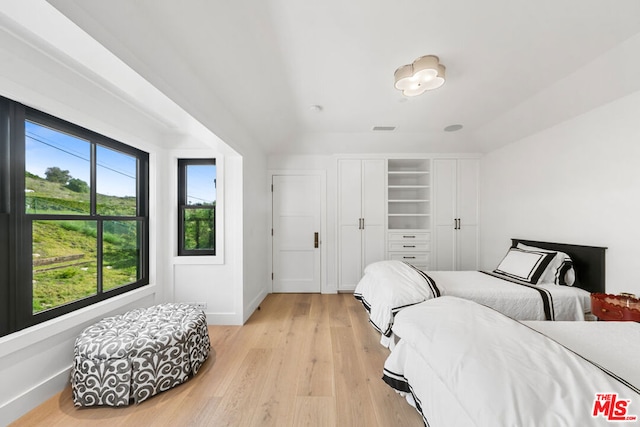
[403,256,416,259]
[403,245,416,248]
[403,235,416,238]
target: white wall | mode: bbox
[479,90,640,296]
[242,151,271,320]
[163,149,248,325]
[0,6,269,423]
[0,19,167,424]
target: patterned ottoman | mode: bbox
[71,303,210,407]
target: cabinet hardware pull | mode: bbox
[403,245,416,248]
[362,218,365,229]
[403,256,416,259]
[314,232,319,248]
[403,235,416,238]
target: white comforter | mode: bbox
[383,297,639,427]
[428,270,590,321]
[353,261,436,337]
[354,261,590,346]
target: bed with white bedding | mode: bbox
[382,297,639,426]
[354,239,606,347]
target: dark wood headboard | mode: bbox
[511,239,607,294]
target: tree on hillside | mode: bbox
[66,178,89,193]
[45,167,71,184]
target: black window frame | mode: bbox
[0,95,149,337]
[178,158,216,256]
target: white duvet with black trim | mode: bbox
[383,297,640,427]
[353,260,590,347]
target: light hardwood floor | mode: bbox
[11,293,423,426]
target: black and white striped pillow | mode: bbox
[494,248,557,284]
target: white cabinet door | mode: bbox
[362,160,386,227]
[337,158,386,290]
[456,159,479,270]
[434,159,456,229]
[339,159,362,226]
[457,224,478,270]
[434,159,456,270]
[339,224,362,288]
[433,158,479,271]
[363,224,385,268]
[457,159,479,227]
[434,224,455,270]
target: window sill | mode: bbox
[0,284,157,358]
[172,255,224,265]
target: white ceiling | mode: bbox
[46,0,640,155]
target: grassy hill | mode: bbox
[26,174,139,313]
[26,173,136,215]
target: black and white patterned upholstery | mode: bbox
[71,303,210,407]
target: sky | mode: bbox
[186,164,217,205]
[26,120,137,197]
[25,120,217,202]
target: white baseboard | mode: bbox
[0,365,70,426]
[243,290,268,323]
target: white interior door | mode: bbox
[272,175,321,293]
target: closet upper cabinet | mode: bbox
[433,158,479,271]
[338,159,385,290]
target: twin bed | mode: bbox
[383,297,639,426]
[354,239,639,425]
[354,238,605,347]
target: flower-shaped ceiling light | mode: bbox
[394,55,446,97]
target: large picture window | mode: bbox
[0,96,149,336]
[178,159,216,256]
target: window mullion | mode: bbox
[97,218,103,294]
[90,143,97,215]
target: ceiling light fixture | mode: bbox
[394,55,445,97]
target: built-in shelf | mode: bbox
[387,159,431,231]
[387,159,431,268]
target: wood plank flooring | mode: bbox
[11,293,423,426]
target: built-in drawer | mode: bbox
[389,252,429,265]
[388,242,430,252]
[388,232,430,242]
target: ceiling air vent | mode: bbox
[372,126,396,131]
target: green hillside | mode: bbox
[26,173,136,215]
[26,174,139,313]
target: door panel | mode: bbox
[363,224,385,268]
[435,224,455,270]
[339,225,362,289]
[434,159,456,270]
[338,160,362,226]
[457,159,479,225]
[457,224,478,270]
[272,175,321,293]
[433,159,456,227]
[362,159,386,226]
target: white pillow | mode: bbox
[516,243,575,286]
[494,248,557,284]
